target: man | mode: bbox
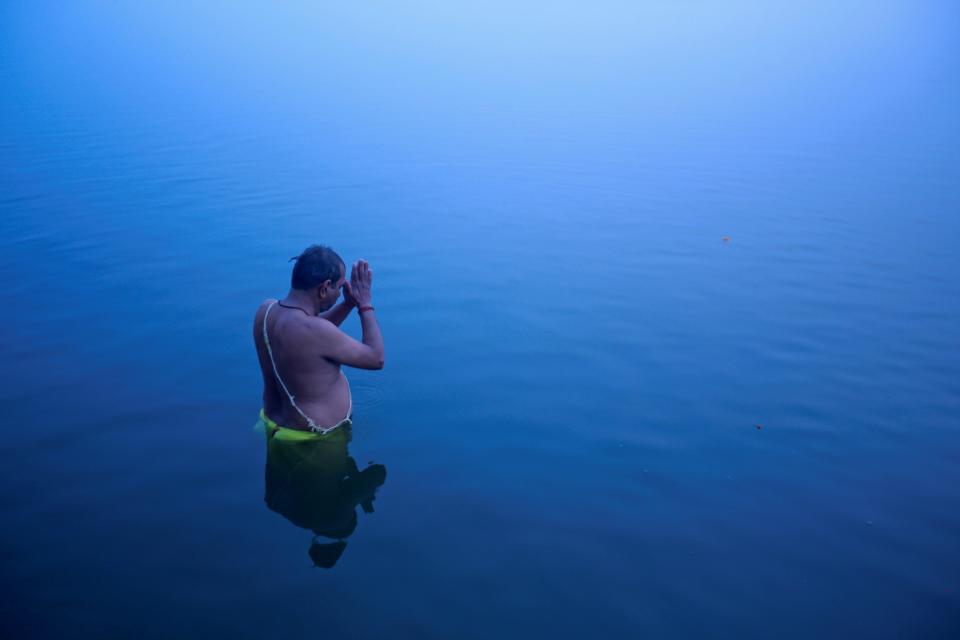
[253,245,384,434]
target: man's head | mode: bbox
[290,244,346,312]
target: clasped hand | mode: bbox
[342,259,373,308]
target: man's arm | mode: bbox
[318,300,355,327]
[318,315,384,370]
[358,308,384,367]
[320,259,383,369]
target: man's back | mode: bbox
[254,299,352,430]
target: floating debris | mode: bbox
[754,423,764,430]
[722,236,731,242]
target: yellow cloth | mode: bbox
[254,408,351,442]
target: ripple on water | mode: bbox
[349,381,386,409]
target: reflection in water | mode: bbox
[262,422,387,568]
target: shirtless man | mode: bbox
[254,245,384,433]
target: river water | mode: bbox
[1,2,958,638]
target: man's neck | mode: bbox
[281,289,319,316]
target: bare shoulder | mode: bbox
[303,314,342,338]
[252,299,278,333]
[274,310,340,337]
[309,314,337,328]
[252,301,341,344]
[254,298,278,318]
[298,316,352,355]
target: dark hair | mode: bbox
[290,245,344,290]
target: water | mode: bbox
[2,2,959,637]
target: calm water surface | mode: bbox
[2,2,959,638]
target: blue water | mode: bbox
[2,2,959,638]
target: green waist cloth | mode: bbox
[254,408,351,442]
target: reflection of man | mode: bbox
[263,424,387,568]
[253,245,384,434]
